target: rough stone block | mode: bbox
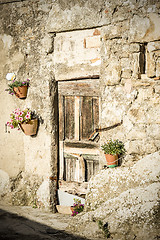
[124,79,132,93]
[129,13,160,42]
[156,57,160,76]
[68,152,160,240]
[154,84,160,94]
[121,69,132,78]
[54,29,101,80]
[129,43,140,53]
[0,170,9,197]
[147,52,156,77]
[146,124,160,139]
[85,35,101,48]
[147,41,160,52]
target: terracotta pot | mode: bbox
[56,205,73,214]
[105,154,118,168]
[20,119,38,136]
[13,86,28,99]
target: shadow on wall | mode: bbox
[0,208,89,240]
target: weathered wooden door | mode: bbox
[58,78,100,196]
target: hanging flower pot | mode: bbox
[104,154,118,168]
[5,73,30,99]
[19,118,38,136]
[6,108,38,136]
[13,86,28,99]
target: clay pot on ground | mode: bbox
[20,119,38,136]
[13,86,28,99]
[56,205,73,215]
[105,154,118,168]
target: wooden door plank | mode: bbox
[59,141,64,180]
[75,158,80,182]
[80,96,93,140]
[93,97,99,130]
[71,158,76,181]
[59,95,64,141]
[65,96,75,139]
[87,160,94,181]
[93,161,99,175]
[75,96,80,140]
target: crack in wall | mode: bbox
[0,0,28,4]
[47,33,56,55]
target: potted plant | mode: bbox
[5,73,30,99]
[71,198,84,216]
[101,139,126,168]
[6,108,38,136]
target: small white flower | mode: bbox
[6,73,16,81]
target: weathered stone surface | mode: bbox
[86,151,160,210]
[36,179,50,209]
[129,13,160,42]
[0,170,9,198]
[46,0,108,32]
[54,28,101,80]
[67,152,160,240]
[1,172,44,207]
[0,0,160,212]
[0,0,59,210]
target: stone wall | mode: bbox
[0,0,58,210]
[0,0,160,212]
[99,9,160,165]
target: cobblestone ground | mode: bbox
[0,201,89,240]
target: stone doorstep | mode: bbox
[140,73,160,80]
[56,205,72,215]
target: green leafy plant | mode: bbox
[6,108,32,130]
[101,139,126,156]
[98,220,110,238]
[5,73,30,95]
[71,198,84,216]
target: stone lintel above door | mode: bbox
[54,28,101,81]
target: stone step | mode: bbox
[140,74,160,81]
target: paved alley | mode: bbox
[0,201,89,240]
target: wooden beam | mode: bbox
[58,78,100,96]
[64,146,100,155]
